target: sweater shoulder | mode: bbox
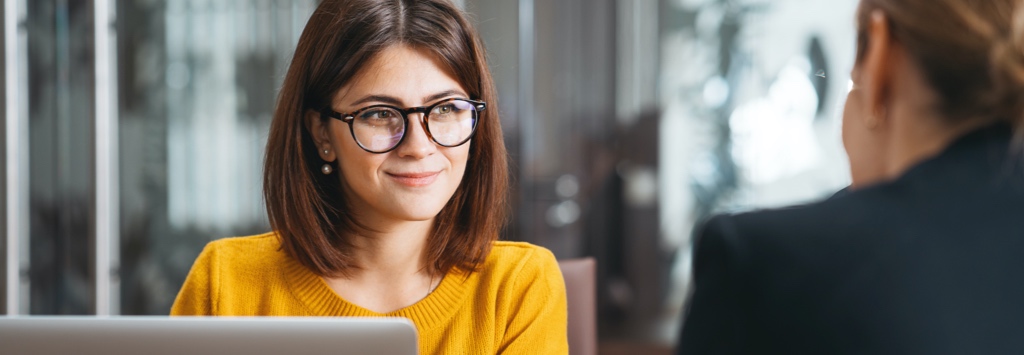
[201,232,284,270]
[481,241,560,280]
[488,240,556,262]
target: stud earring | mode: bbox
[321,163,333,175]
[323,148,329,155]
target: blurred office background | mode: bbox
[1,0,857,352]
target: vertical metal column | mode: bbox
[518,0,534,159]
[517,0,535,241]
[4,0,27,316]
[0,0,6,316]
[94,0,119,316]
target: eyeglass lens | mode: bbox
[351,99,478,152]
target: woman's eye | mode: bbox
[357,109,402,128]
[361,110,393,120]
[435,105,454,114]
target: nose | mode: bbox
[394,112,437,159]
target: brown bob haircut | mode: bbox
[855,0,1024,131]
[263,0,509,277]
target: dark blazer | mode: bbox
[677,124,1024,354]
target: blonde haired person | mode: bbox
[679,0,1024,354]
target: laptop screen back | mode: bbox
[0,316,418,355]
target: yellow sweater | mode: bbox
[170,233,569,354]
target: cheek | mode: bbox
[448,145,470,178]
[840,89,880,187]
[842,89,872,157]
[841,91,859,155]
[334,134,383,188]
[335,158,361,197]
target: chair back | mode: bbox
[558,257,597,355]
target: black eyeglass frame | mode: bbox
[321,98,487,154]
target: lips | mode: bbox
[386,171,441,187]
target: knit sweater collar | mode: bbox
[280,253,474,331]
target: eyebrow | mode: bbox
[348,90,468,107]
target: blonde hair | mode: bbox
[857,0,1024,129]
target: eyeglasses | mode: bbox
[322,98,486,154]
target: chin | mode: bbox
[389,201,448,221]
[394,209,445,222]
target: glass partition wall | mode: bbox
[27,0,98,315]
[2,0,316,316]
[115,0,315,315]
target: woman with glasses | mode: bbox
[171,0,568,353]
[678,0,1024,353]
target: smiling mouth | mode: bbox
[387,171,440,187]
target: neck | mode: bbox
[346,218,435,280]
[883,105,987,180]
[321,218,440,313]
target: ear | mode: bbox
[304,109,337,162]
[859,10,894,128]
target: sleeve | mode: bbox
[677,215,752,355]
[170,243,217,315]
[498,247,570,354]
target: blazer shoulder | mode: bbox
[713,188,893,240]
[695,197,858,263]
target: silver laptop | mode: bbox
[0,316,418,355]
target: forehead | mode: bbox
[334,44,467,106]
